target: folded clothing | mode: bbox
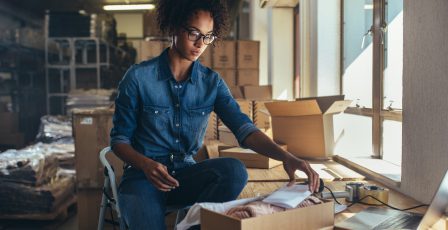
[226,201,285,219]
[225,195,323,219]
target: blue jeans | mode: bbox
[118,157,248,230]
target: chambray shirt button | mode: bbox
[175,139,179,143]
[179,85,182,88]
[176,123,179,127]
[202,112,205,115]
[175,104,180,107]
[155,111,159,114]
[174,85,178,89]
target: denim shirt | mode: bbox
[110,48,259,159]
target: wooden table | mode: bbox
[246,160,365,182]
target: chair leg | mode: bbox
[98,177,110,230]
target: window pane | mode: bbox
[382,120,402,166]
[383,0,403,110]
[343,0,373,108]
[334,113,373,157]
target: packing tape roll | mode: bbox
[359,185,389,205]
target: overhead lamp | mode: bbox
[364,4,373,10]
[103,4,155,11]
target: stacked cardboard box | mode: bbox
[72,108,124,229]
[213,40,236,87]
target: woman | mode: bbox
[110,0,320,229]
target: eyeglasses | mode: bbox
[183,27,216,45]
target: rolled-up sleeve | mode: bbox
[214,78,259,146]
[110,67,139,147]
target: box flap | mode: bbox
[265,101,322,116]
[324,100,352,114]
[297,95,344,113]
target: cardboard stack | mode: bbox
[137,40,171,63]
[219,144,287,169]
[72,108,124,229]
[213,40,236,87]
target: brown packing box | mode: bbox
[242,85,272,100]
[218,125,238,147]
[212,40,236,69]
[198,47,212,68]
[78,189,116,230]
[204,112,218,142]
[217,100,252,127]
[0,112,19,133]
[265,95,351,159]
[72,108,124,189]
[229,86,244,99]
[201,200,334,230]
[215,68,236,86]
[253,101,272,130]
[143,10,164,37]
[219,145,286,169]
[236,40,260,69]
[237,69,259,86]
[140,40,170,62]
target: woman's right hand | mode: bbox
[140,158,179,192]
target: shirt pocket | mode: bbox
[187,105,214,132]
[142,105,171,131]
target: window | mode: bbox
[337,0,403,166]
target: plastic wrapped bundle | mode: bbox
[0,148,59,186]
[0,168,76,214]
[35,115,73,144]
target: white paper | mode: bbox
[262,184,312,209]
[335,204,347,214]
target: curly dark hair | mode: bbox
[156,0,228,39]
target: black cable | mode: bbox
[323,185,342,205]
[323,186,428,211]
[347,195,429,211]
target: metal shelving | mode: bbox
[44,13,115,115]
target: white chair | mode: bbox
[97,146,189,230]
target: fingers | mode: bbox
[145,163,179,192]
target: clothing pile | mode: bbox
[225,195,323,219]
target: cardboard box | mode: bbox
[219,145,286,169]
[218,125,238,147]
[212,40,236,69]
[215,68,236,86]
[198,47,212,68]
[0,112,19,133]
[72,108,124,189]
[204,112,218,142]
[217,100,252,127]
[236,40,260,69]
[265,95,351,159]
[78,189,115,230]
[253,101,272,130]
[237,69,259,86]
[229,86,244,99]
[201,200,334,230]
[143,11,164,37]
[140,40,170,62]
[242,85,272,100]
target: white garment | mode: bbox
[176,196,262,230]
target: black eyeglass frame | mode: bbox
[183,27,217,45]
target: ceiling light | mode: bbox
[364,4,373,10]
[103,4,155,11]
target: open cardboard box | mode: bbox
[265,95,351,159]
[201,199,334,230]
[219,145,286,169]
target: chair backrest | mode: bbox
[99,146,122,217]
